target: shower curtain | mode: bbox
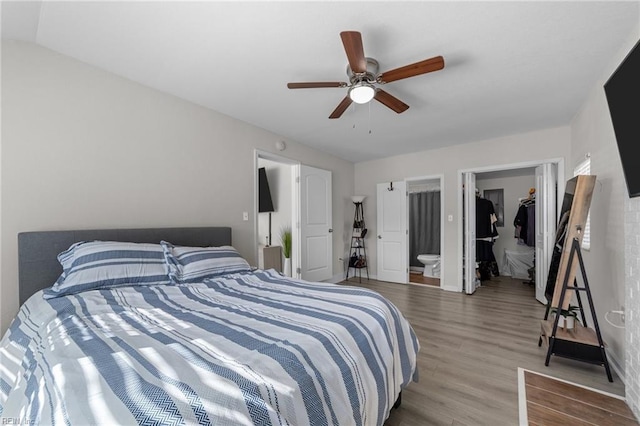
[409,191,441,267]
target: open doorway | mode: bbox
[407,175,444,288]
[459,158,565,303]
[255,151,298,278]
[476,168,537,287]
[375,175,445,287]
[254,151,334,282]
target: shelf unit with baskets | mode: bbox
[346,197,369,283]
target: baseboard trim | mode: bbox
[606,349,626,386]
[327,272,377,283]
[332,272,378,283]
[440,284,459,292]
[326,273,345,284]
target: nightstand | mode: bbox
[258,245,282,273]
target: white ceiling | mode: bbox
[2,1,639,163]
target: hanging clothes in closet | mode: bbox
[514,188,536,247]
[476,190,499,281]
[514,188,536,285]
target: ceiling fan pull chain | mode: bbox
[368,102,372,134]
[352,102,356,129]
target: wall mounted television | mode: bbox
[604,38,640,198]
[258,167,274,213]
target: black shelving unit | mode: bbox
[346,200,369,283]
[538,237,613,382]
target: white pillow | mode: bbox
[161,241,251,283]
[44,241,170,299]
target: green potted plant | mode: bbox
[280,227,292,277]
[550,304,580,331]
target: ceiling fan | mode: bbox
[287,31,445,119]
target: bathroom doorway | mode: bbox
[407,175,444,287]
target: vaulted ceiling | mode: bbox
[2,1,639,162]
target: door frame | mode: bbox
[535,163,557,304]
[254,150,300,277]
[405,174,445,287]
[463,172,478,294]
[456,157,565,293]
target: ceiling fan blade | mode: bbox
[287,82,347,89]
[340,31,367,74]
[374,89,409,113]
[378,56,445,83]
[329,96,353,119]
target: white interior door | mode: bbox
[376,181,408,283]
[300,165,332,282]
[464,173,478,294]
[535,164,557,304]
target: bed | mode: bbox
[0,227,419,425]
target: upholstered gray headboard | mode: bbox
[17,226,232,305]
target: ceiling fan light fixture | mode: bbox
[348,82,375,104]
[286,31,444,119]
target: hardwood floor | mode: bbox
[340,276,626,426]
[522,369,637,426]
[409,271,440,287]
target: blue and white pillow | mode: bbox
[44,241,171,299]
[161,241,251,283]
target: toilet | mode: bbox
[417,254,441,278]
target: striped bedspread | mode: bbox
[0,270,419,426]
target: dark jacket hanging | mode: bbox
[514,203,528,243]
[476,196,499,279]
[514,199,535,247]
[476,197,498,239]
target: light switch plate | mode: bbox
[243,212,249,221]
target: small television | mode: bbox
[604,38,640,198]
[258,167,274,213]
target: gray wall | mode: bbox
[625,179,640,419]
[570,25,639,418]
[1,41,354,334]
